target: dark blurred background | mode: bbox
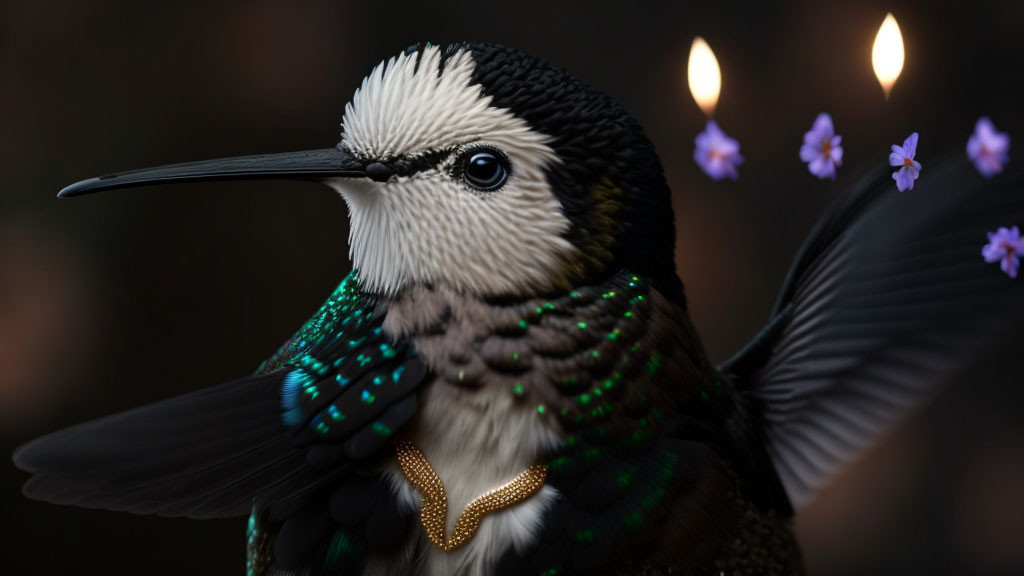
[2,0,1023,574]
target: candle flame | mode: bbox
[688,37,721,116]
[872,13,904,99]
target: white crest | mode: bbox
[332,46,576,297]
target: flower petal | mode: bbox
[894,167,914,191]
[813,113,834,137]
[974,156,1004,177]
[976,117,995,139]
[903,132,919,157]
[717,139,740,155]
[705,120,724,139]
[831,145,844,165]
[889,152,905,167]
[800,144,820,163]
[1001,254,1019,278]
[991,133,1011,156]
[983,243,1005,262]
[967,135,982,160]
[808,155,834,179]
[695,131,711,149]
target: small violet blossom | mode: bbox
[889,132,922,192]
[967,117,1010,178]
[694,120,744,181]
[982,226,1024,279]
[800,113,843,180]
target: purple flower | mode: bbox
[800,113,843,180]
[889,132,921,192]
[967,117,1010,178]
[694,120,743,180]
[983,226,1023,278]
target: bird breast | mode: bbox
[363,285,564,575]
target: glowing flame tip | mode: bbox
[872,13,905,99]
[688,37,721,116]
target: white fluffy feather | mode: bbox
[331,45,575,297]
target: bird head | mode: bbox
[62,43,682,302]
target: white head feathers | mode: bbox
[332,46,575,297]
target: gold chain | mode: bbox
[394,441,548,552]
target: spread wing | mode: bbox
[721,158,1024,507]
[14,273,428,523]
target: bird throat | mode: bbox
[394,441,548,552]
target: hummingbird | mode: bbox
[14,42,1024,576]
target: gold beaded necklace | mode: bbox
[394,441,548,552]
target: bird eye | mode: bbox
[461,148,509,191]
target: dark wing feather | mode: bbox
[721,158,1024,507]
[14,372,291,518]
[14,273,429,525]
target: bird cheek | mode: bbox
[328,177,380,202]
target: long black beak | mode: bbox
[58,147,366,198]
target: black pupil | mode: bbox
[465,151,506,189]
